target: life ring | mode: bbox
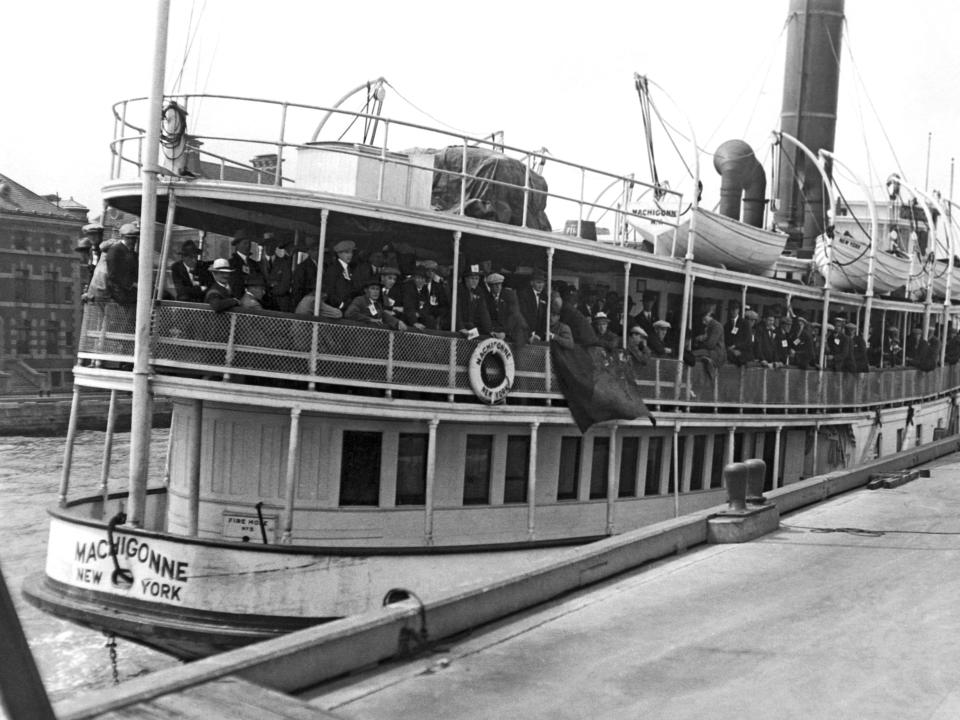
[468,338,515,404]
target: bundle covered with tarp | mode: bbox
[550,343,653,433]
[431,146,551,230]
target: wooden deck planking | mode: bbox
[95,677,340,719]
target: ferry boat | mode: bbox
[24,0,960,659]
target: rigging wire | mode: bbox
[383,80,486,140]
[171,0,207,97]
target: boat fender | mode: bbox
[468,338,515,404]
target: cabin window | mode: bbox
[689,435,707,491]
[896,428,903,452]
[589,437,610,499]
[733,432,745,462]
[644,436,664,496]
[504,436,529,504]
[396,433,427,505]
[619,437,640,497]
[710,434,726,488]
[463,435,492,505]
[916,424,923,446]
[875,432,882,459]
[761,431,777,491]
[339,431,382,506]
[557,437,581,501]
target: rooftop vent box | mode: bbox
[296,142,433,208]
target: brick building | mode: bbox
[0,173,87,394]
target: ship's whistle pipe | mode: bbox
[714,139,767,228]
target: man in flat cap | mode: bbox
[344,276,406,330]
[106,222,140,305]
[322,239,358,311]
[400,264,436,330]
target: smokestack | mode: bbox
[774,0,845,253]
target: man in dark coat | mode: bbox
[754,314,784,367]
[484,272,527,343]
[517,269,549,342]
[400,265,436,329]
[259,233,294,311]
[106,223,140,305]
[560,288,598,347]
[321,239,359,311]
[456,264,492,337]
[787,312,816,369]
[170,239,211,302]
[227,228,257,298]
[204,259,240,312]
[291,243,318,308]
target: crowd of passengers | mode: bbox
[75,223,960,374]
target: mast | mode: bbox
[127,0,170,527]
[774,0,845,251]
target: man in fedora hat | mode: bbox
[205,258,240,312]
[345,276,406,330]
[291,239,319,308]
[106,222,140,305]
[260,233,294,311]
[400,264,436,330]
[379,266,404,317]
[456,264,492,338]
[170,239,211,302]
[517,268,548,341]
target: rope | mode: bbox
[782,522,960,537]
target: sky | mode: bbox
[3,0,960,223]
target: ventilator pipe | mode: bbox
[713,140,767,228]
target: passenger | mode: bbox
[205,259,240,312]
[882,326,903,366]
[755,314,784,368]
[634,295,665,355]
[82,236,116,303]
[400,265,435,330]
[170,239,210,302]
[593,312,620,352]
[777,315,794,365]
[352,250,386,291]
[344,277,407,330]
[484,272,526,343]
[322,239,359,312]
[227,228,257,298]
[293,292,343,319]
[238,273,267,310]
[945,327,960,366]
[651,319,673,357]
[724,301,745,348]
[548,290,575,349]
[692,310,726,375]
[728,308,757,366]
[260,234,294,312]
[517,268,549,342]
[625,325,650,370]
[379,266,404,317]
[604,291,623,334]
[918,332,940,372]
[290,242,319,309]
[456,264,493,339]
[788,311,816,369]
[421,260,451,328]
[106,223,140,305]
[75,222,103,287]
[560,287,598,346]
[848,322,869,372]
[905,325,924,364]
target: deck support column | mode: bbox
[281,406,302,544]
[812,422,821,476]
[527,421,539,539]
[58,384,82,507]
[545,247,555,403]
[186,399,203,537]
[606,424,619,534]
[425,418,439,544]
[727,425,736,465]
[773,425,782,489]
[309,210,330,391]
[672,424,681,518]
[99,389,118,518]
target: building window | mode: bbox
[13,233,28,251]
[14,268,29,302]
[557,436,581,501]
[339,431,381,506]
[45,270,60,304]
[16,319,30,355]
[504,435,529,504]
[619,437,639,497]
[644,436,664,496]
[46,320,60,355]
[65,330,74,350]
[463,435,492,505]
[396,433,427,505]
[589,437,609,499]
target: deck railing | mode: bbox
[77,302,960,411]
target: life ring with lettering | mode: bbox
[468,338,515,404]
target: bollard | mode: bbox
[722,461,749,512]
[744,458,767,504]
